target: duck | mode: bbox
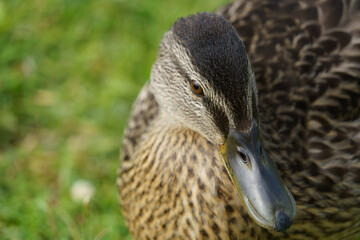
[117,0,360,239]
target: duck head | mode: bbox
[150,12,296,232]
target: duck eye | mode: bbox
[190,81,204,96]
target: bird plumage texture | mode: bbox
[118,0,360,239]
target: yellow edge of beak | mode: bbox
[219,145,242,196]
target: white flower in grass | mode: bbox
[71,179,95,204]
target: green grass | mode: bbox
[0,0,227,239]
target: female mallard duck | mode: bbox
[118,0,360,239]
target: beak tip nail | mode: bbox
[274,210,292,232]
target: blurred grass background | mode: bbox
[0,0,227,239]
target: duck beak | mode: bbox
[219,121,296,232]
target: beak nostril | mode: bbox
[237,148,249,165]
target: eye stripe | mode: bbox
[171,54,204,96]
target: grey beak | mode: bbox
[219,121,296,232]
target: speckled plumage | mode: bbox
[118,0,360,239]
